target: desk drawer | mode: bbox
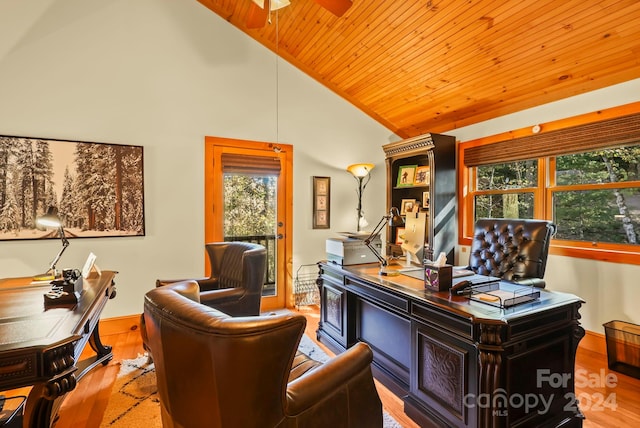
[0,353,37,389]
[346,277,409,312]
[411,301,475,341]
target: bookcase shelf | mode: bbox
[382,133,456,264]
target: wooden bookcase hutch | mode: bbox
[382,133,457,264]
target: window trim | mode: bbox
[458,101,640,265]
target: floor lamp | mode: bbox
[347,163,374,232]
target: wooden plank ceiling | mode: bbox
[197,0,640,138]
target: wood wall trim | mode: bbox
[459,101,640,149]
[203,137,294,310]
[463,110,640,166]
[580,330,607,356]
[457,101,640,262]
[99,315,140,336]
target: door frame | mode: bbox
[204,136,293,311]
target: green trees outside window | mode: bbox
[471,145,640,246]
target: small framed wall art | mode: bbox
[313,176,330,229]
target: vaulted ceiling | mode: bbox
[197,0,640,139]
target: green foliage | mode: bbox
[474,145,640,245]
[223,174,276,237]
[475,193,534,220]
[556,146,640,185]
[553,190,631,243]
[554,147,640,244]
[477,160,537,190]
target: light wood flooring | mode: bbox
[4,306,639,427]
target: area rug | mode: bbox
[100,335,403,427]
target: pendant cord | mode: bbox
[275,10,280,144]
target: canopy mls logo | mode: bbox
[463,388,554,416]
[464,369,619,417]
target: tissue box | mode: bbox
[424,262,452,292]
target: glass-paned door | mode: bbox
[223,173,278,296]
[205,137,292,311]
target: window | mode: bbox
[461,105,640,264]
[552,146,640,245]
[474,160,537,220]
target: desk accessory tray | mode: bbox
[467,282,540,308]
[43,277,83,306]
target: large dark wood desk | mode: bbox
[317,262,585,428]
[0,271,117,427]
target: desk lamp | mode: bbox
[346,163,374,232]
[35,207,69,280]
[363,207,404,276]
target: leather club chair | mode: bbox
[157,241,267,316]
[467,218,556,288]
[143,281,383,428]
[141,241,266,354]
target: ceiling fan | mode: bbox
[247,0,352,28]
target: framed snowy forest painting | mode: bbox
[0,135,144,241]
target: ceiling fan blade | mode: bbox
[246,0,269,28]
[313,0,352,17]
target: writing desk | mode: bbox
[317,262,585,428]
[0,271,117,427]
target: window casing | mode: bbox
[461,106,640,264]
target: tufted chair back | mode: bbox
[143,281,383,428]
[468,218,555,288]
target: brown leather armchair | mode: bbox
[467,218,556,288]
[157,241,266,316]
[143,281,383,428]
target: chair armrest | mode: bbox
[196,277,219,291]
[285,342,374,415]
[200,287,244,303]
[156,278,220,289]
[508,277,547,288]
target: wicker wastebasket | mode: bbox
[603,320,640,379]
[293,264,320,308]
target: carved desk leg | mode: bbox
[88,322,113,366]
[478,322,507,428]
[86,282,117,370]
[23,342,78,428]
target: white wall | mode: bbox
[452,78,640,333]
[0,0,392,318]
[0,1,637,334]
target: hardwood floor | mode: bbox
[6,307,637,427]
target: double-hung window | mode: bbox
[461,107,640,264]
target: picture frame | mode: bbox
[395,227,406,245]
[81,252,101,279]
[400,199,417,215]
[422,192,430,209]
[414,165,430,186]
[396,165,417,187]
[0,134,145,241]
[313,176,330,229]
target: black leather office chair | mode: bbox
[467,218,556,288]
